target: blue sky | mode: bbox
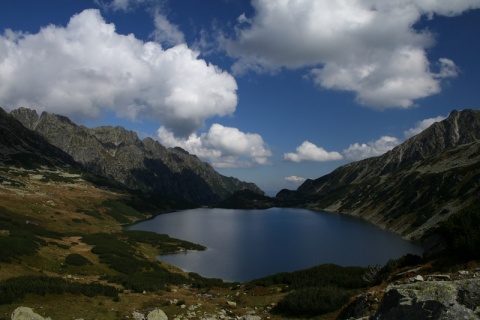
[0,0,479,195]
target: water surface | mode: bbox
[127,208,423,282]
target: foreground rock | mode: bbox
[11,307,51,320]
[371,278,480,319]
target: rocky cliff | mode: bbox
[286,109,480,239]
[10,107,264,205]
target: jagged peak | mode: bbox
[173,146,190,155]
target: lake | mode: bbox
[126,207,423,282]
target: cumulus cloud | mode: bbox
[343,136,401,161]
[225,0,478,108]
[404,115,446,138]
[284,141,343,162]
[0,9,238,138]
[285,176,306,183]
[157,124,272,168]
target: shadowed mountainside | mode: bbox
[10,107,263,205]
[219,109,480,240]
[287,109,480,239]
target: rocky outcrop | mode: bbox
[371,279,480,319]
[287,109,480,239]
[10,107,264,205]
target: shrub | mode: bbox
[0,276,118,305]
[250,264,367,290]
[273,286,356,316]
[439,205,480,259]
[101,200,144,224]
[0,230,39,262]
[65,253,92,266]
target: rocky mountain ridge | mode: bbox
[9,107,263,205]
[0,108,77,169]
[292,109,480,239]
[219,109,480,241]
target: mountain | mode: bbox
[10,107,264,205]
[289,109,480,240]
[0,108,77,168]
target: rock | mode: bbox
[413,275,424,282]
[241,316,261,320]
[11,307,51,320]
[426,274,451,281]
[226,301,237,307]
[132,311,145,320]
[371,278,480,319]
[147,309,168,320]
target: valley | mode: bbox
[1,107,479,319]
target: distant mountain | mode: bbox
[10,107,264,205]
[0,108,77,168]
[289,109,480,240]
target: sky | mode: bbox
[0,0,479,195]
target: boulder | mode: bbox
[147,309,168,320]
[11,307,51,320]
[372,278,480,319]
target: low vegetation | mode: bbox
[0,276,119,305]
[439,205,480,260]
[251,264,368,316]
[65,253,92,267]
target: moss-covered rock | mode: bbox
[372,279,480,319]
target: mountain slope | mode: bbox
[0,108,77,168]
[10,107,263,204]
[291,109,480,239]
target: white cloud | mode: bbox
[225,0,478,109]
[343,136,401,161]
[285,176,306,183]
[0,9,238,138]
[284,141,343,162]
[152,10,185,47]
[404,115,446,138]
[157,124,272,168]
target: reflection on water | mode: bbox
[126,207,423,282]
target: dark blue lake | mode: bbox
[126,207,423,282]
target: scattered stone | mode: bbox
[426,274,451,281]
[226,301,237,307]
[413,275,424,282]
[132,311,145,320]
[147,309,168,320]
[11,307,51,320]
[45,200,56,206]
